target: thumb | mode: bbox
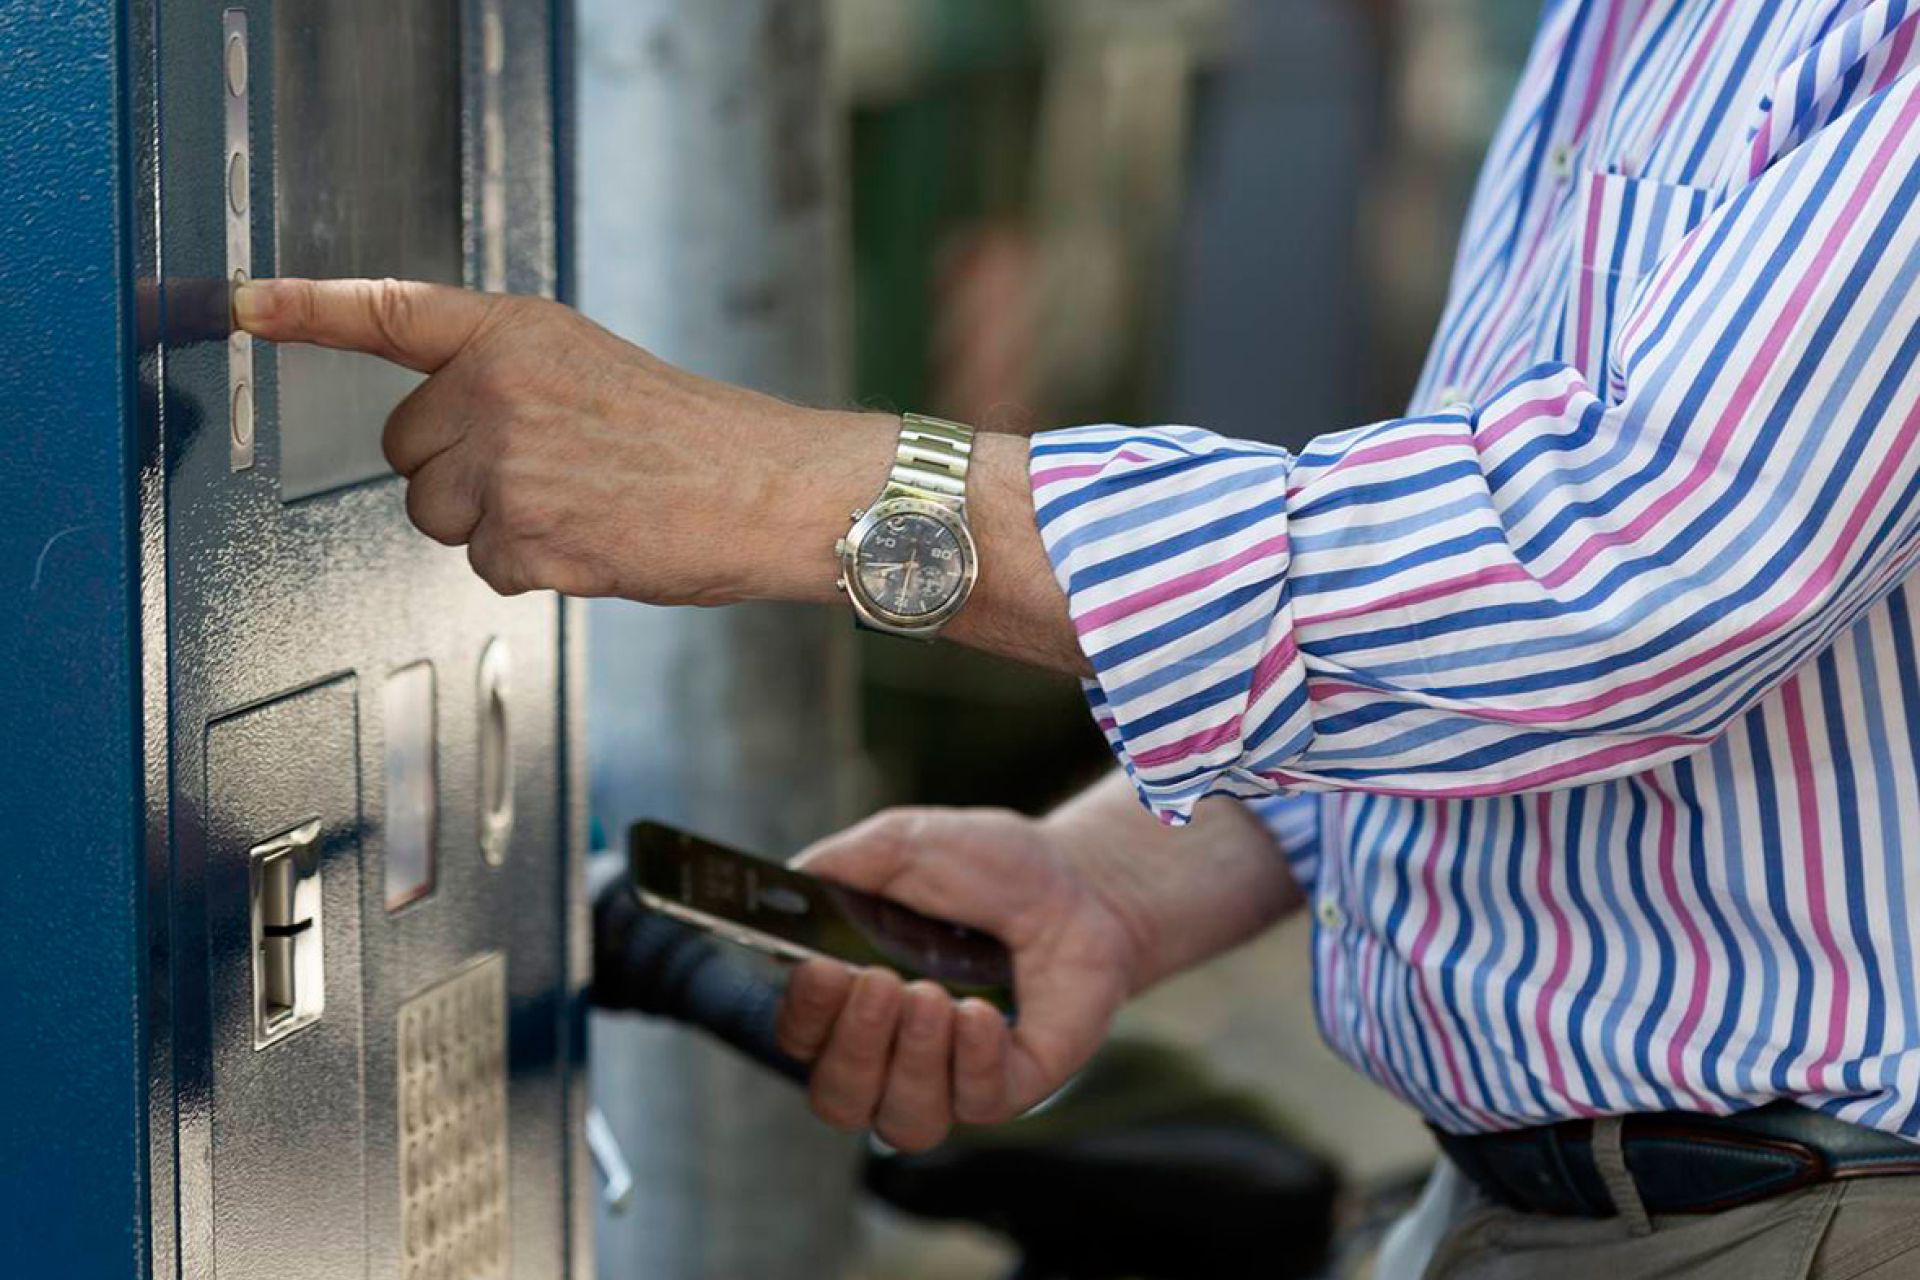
[788,812,917,891]
[791,809,1049,942]
[234,277,499,373]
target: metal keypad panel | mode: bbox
[398,954,509,1280]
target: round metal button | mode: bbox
[227,150,248,215]
[225,31,248,97]
[231,382,254,448]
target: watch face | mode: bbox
[855,511,967,620]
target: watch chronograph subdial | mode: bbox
[854,512,967,619]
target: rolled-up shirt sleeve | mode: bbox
[1031,71,1920,823]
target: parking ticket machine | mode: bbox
[0,2,590,1277]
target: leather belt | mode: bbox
[1434,1103,1920,1217]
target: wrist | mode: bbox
[735,406,897,604]
[1036,804,1168,998]
[1039,781,1299,995]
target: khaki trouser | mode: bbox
[1372,1122,1920,1280]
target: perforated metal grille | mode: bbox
[398,953,508,1280]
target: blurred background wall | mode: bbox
[578,1,1536,1274]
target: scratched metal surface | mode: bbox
[0,0,149,1274]
[140,2,583,1278]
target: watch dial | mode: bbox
[855,512,966,619]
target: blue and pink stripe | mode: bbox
[1031,0,1920,1137]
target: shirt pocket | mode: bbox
[1549,170,1714,401]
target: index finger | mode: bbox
[233,277,497,373]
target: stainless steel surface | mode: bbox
[885,413,974,504]
[223,6,253,471]
[141,2,581,1276]
[579,2,867,1275]
[206,680,369,1280]
[839,414,977,636]
[247,817,325,1048]
[397,954,510,1280]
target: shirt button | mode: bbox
[1435,385,1468,410]
[1317,898,1345,930]
[1548,141,1575,180]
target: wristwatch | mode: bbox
[834,413,978,640]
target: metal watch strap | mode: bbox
[882,413,973,507]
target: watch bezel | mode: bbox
[839,497,978,637]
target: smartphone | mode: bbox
[628,820,1015,1007]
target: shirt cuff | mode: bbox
[1028,425,1315,823]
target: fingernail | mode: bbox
[232,281,273,328]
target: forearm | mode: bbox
[1040,771,1303,994]
[753,408,1089,676]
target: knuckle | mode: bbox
[369,277,415,352]
[402,482,442,540]
[381,419,408,472]
[291,279,319,331]
[484,470,540,536]
[867,807,931,850]
[465,348,519,400]
[466,541,519,596]
[530,552,607,599]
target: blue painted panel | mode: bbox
[0,1,148,1276]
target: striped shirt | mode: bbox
[1028,0,1920,1137]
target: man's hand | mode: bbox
[774,781,1302,1152]
[236,277,1087,672]
[235,277,886,606]
[774,807,1143,1152]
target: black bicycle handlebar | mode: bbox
[590,874,810,1086]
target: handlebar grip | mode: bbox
[591,875,810,1086]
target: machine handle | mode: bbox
[591,873,810,1086]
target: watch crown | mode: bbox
[850,507,866,520]
[834,576,848,593]
[834,538,849,556]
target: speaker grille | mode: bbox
[398,953,509,1280]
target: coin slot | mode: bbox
[248,817,325,1048]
